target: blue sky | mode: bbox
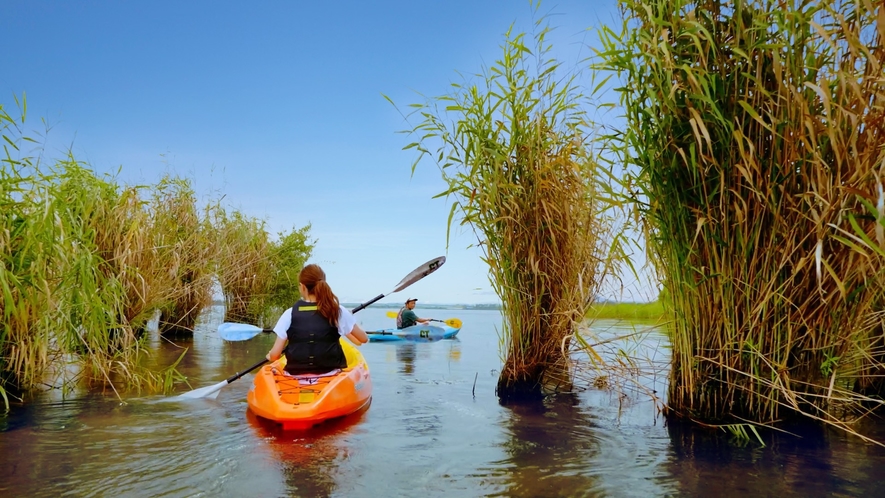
[1,0,656,305]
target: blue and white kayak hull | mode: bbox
[367,324,460,342]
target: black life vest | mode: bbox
[284,300,346,374]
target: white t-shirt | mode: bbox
[272,304,356,340]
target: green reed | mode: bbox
[596,0,885,440]
[1,98,63,402]
[150,176,218,335]
[587,301,665,322]
[0,98,197,399]
[213,208,274,325]
[396,13,625,401]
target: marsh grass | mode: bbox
[213,209,273,325]
[588,301,665,321]
[397,14,627,401]
[1,100,201,399]
[1,98,316,402]
[151,177,217,336]
[49,162,175,392]
[1,101,64,400]
[597,0,885,441]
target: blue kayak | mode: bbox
[367,324,460,342]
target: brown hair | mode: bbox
[299,264,341,326]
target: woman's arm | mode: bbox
[346,323,369,345]
[267,336,287,361]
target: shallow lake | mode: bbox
[2,306,885,497]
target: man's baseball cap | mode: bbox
[405,298,418,303]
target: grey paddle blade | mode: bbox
[391,256,445,293]
[175,380,227,399]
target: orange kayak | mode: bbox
[246,338,372,430]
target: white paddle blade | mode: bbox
[391,256,446,293]
[218,322,263,341]
[175,380,228,399]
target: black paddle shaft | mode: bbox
[226,358,269,383]
[351,293,384,314]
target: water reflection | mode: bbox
[447,340,462,363]
[246,406,370,498]
[396,343,417,375]
[487,394,603,497]
[387,338,462,378]
[664,418,885,497]
[5,309,885,497]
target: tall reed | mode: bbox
[49,161,177,391]
[0,100,63,402]
[213,209,273,324]
[597,0,885,437]
[1,98,193,399]
[151,176,217,335]
[398,17,623,401]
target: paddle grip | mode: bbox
[351,293,384,313]
[226,358,269,383]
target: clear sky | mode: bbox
[1,0,657,305]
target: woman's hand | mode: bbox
[267,336,287,362]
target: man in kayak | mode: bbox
[397,298,432,329]
[266,264,369,374]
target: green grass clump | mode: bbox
[397,10,627,401]
[588,302,664,321]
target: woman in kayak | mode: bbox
[266,264,369,374]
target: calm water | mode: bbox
[2,307,885,497]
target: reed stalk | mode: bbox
[596,0,885,438]
[398,14,624,401]
[1,99,185,399]
[213,208,273,324]
[0,99,62,402]
[50,161,174,390]
[150,176,217,336]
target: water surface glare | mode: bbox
[2,307,885,497]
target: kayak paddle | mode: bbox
[176,256,447,399]
[217,322,273,341]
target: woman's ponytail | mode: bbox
[313,280,341,326]
[299,264,341,326]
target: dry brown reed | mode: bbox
[597,0,885,441]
